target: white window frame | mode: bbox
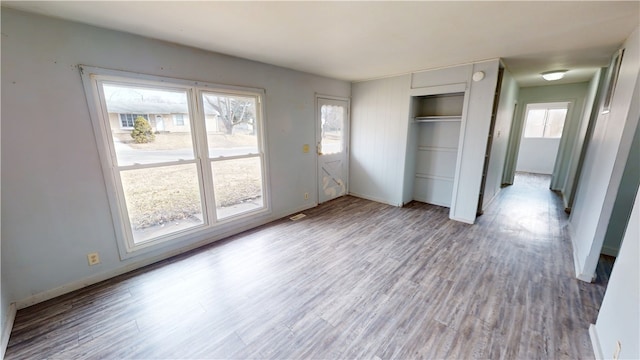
[522,102,569,139]
[119,113,149,129]
[81,66,270,258]
[173,113,185,126]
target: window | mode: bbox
[120,113,148,128]
[82,67,269,256]
[320,104,344,155]
[202,92,262,219]
[523,102,569,138]
[173,114,185,126]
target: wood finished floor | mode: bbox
[6,173,609,359]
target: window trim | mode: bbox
[119,113,149,129]
[80,66,271,259]
[173,113,185,126]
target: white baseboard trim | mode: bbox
[481,189,500,212]
[563,193,571,211]
[589,324,604,360]
[568,223,593,282]
[348,191,398,207]
[15,204,320,310]
[449,215,475,225]
[1,303,17,359]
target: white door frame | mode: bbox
[316,94,350,203]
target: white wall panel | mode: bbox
[516,138,561,174]
[412,66,471,89]
[350,75,411,205]
[449,60,500,223]
[563,69,603,209]
[415,149,458,178]
[482,70,518,210]
[413,177,454,207]
[591,188,639,360]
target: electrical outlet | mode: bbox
[304,192,309,200]
[87,252,101,266]
[613,341,621,360]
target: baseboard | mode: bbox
[449,215,475,225]
[481,189,500,211]
[15,204,320,310]
[348,191,398,207]
[589,324,604,360]
[568,223,594,282]
[563,193,571,211]
[1,303,17,359]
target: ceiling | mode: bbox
[3,1,639,86]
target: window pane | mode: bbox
[211,157,264,219]
[202,92,259,158]
[103,84,194,166]
[321,105,344,154]
[173,114,185,126]
[544,109,568,138]
[120,164,204,244]
[523,109,546,138]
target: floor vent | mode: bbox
[289,213,306,221]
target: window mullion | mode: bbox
[117,159,198,171]
[112,167,136,250]
[191,88,217,225]
[543,109,552,138]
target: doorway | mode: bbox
[515,102,569,178]
[317,96,350,203]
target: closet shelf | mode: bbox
[414,115,462,123]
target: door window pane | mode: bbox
[211,157,264,220]
[103,84,194,166]
[120,164,204,244]
[320,105,344,154]
[202,93,259,158]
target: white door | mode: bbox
[317,97,349,203]
[155,115,165,131]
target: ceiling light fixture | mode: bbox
[541,70,568,81]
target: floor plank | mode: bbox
[6,173,610,359]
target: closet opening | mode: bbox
[409,92,464,208]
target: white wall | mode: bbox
[601,121,639,256]
[481,69,518,210]
[449,61,500,223]
[1,9,350,307]
[590,187,639,360]
[516,138,560,174]
[0,96,9,358]
[569,26,640,282]
[350,75,411,206]
[563,69,603,210]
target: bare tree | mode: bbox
[203,95,255,135]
